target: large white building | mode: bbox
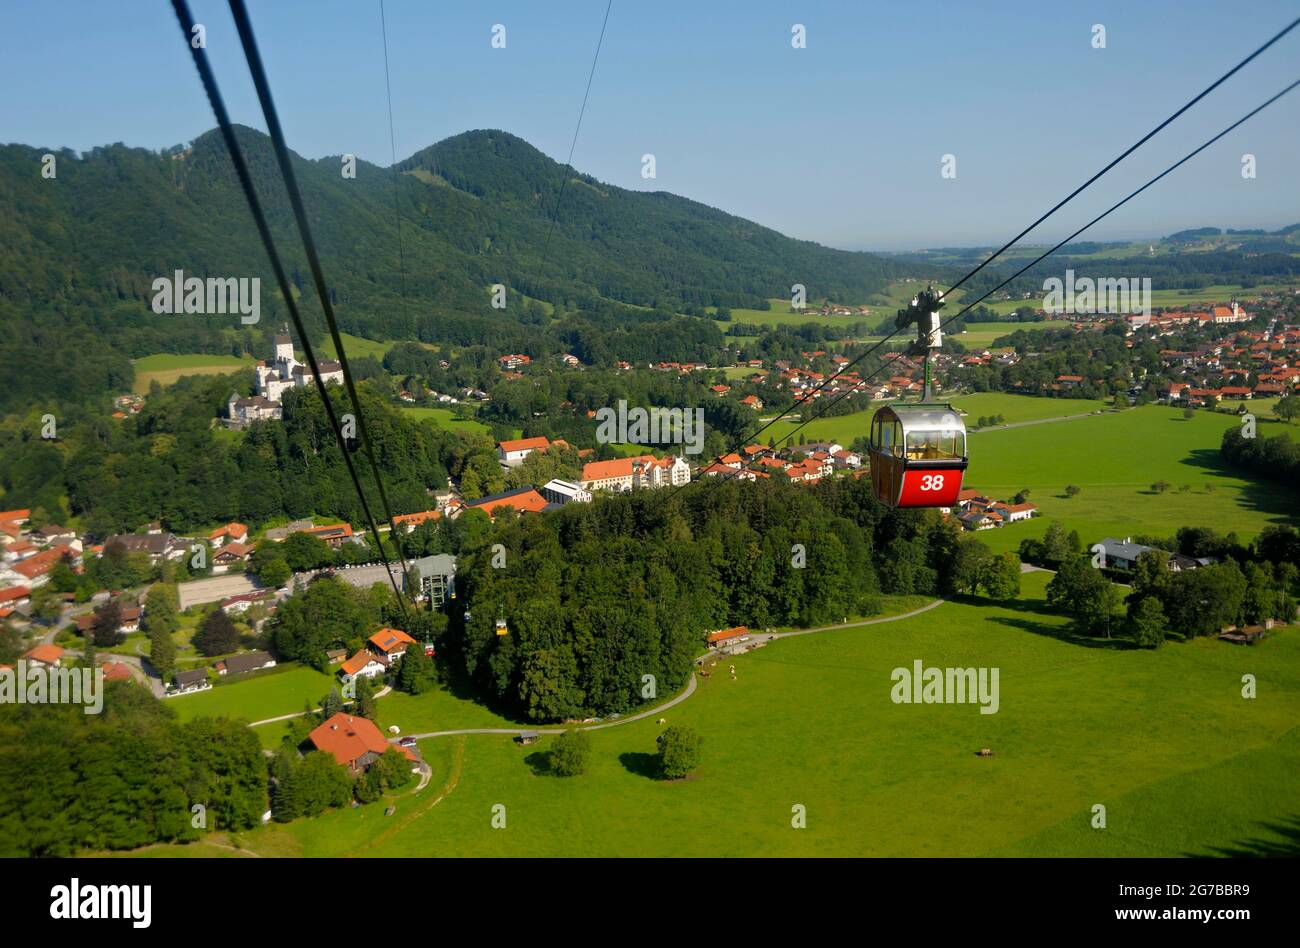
[254,330,344,403]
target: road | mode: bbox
[967,408,1121,434]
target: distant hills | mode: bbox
[0,126,907,410]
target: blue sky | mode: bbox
[3,0,1298,249]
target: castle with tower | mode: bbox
[227,328,345,429]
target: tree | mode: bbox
[395,647,436,695]
[979,552,1022,600]
[149,624,177,681]
[322,688,343,718]
[1040,521,1071,568]
[1046,558,1123,637]
[257,557,292,589]
[1130,596,1167,648]
[550,728,590,777]
[656,725,701,779]
[1012,489,1031,505]
[354,674,378,719]
[91,601,124,647]
[1151,480,1171,493]
[1276,395,1300,424]
[193,609,241,656]
[1063,484,1081,498]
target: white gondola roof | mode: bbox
[874,405,965,433]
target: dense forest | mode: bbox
[0,372,473,535]
[0,680,266,856]
[0,126,905,413]
[420,476,1006,722]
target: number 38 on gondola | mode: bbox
[868,405,968,508]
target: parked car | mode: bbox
[398,736,417,748]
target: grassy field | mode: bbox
[169,664,337,725]
[964,404,1298,553]
[953,320,1072,347]
[400,405,495,437]
[135,572,1300,857]
[714,298,886,332]
[758,393,1109,447]
[131,353,253,394]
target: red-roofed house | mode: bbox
[369,627,417,660]
[22,644,64,667]
[339,650,388,683]
[308,712,416,774]
[392,509,442,533]
[497,436,551,467]
[707,626,749,648]
[208,522,249,547]
[101,662,132,682]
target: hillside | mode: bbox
[0,127,902,411]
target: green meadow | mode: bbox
[963,403,1297,553]
[131,353,253,394]
[136,572,1300,857]
[400,405,495,437]
[759,392,1109,447]
[170,664,337,725]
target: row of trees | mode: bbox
[1044,527,1298,646]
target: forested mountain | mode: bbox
[0,127,902,412]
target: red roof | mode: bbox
[707,626,748,644]
[0,509,31,522]
[369,627,417,654]
[469,489,549,517]
[341,651,383,676]
[0,586,31,605]
[308,713,415,767]
[101,662,132,681]
[12,545,76,580]
[392,509,441,529]
[22,644,64,665]
[498,436,550,454]
[582,457,635,482]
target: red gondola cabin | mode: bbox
[869,405,968,508]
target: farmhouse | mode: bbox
[171,669,211,694]
[21,644,64,667]
[1096,537,1152,571]
[369,627,417,661]
[216,650,277,676]
[707,626,749,649]
[307,712,417,774]
[497,435,551,467]
[339,650,388,683]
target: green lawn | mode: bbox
[953,320,1072,347]
[148,572,1300,857]
[169,664,337,724]
[759,393,1109,447]
[964,403,1297,553]
[131,353,253,394]
[401,405,494,436]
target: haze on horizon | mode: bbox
[3,0,1298,252]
